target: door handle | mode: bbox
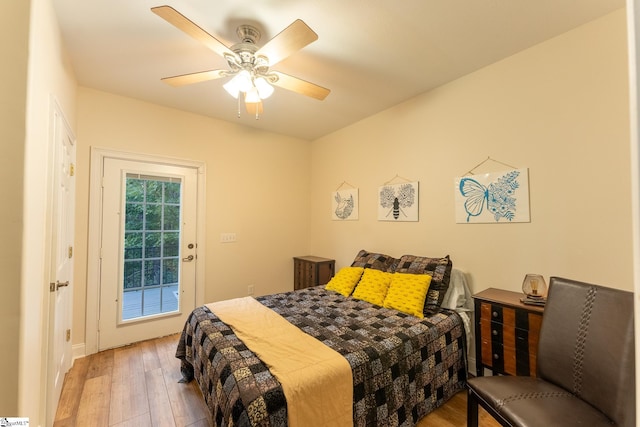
[182,254,194,262]
[56,280,69,290]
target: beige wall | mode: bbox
[0,0,78,423]
[73,9,632,354]
[626,0,640,411]
[310,9,633,294]
[0,0,29,417]
[73,88,311,345]
[22,0,77,423]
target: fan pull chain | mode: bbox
[236,96,241,118]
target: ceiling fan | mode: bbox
[151,5,330,118]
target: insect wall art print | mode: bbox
[454,168,530,223]
[378,182,419,222]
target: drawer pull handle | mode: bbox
[492,311,498,318]
[492,329,498,336]
[493,354,499,360]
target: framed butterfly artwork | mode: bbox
[454,168,530,223]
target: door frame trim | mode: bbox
[86,147,206,355]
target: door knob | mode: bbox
[182,254,194,262]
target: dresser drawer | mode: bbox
[481,339,537,376]
[474,288,544,377]
[480,302,502,323]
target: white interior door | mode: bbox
[98,158,198,350]
[45,103,75,425]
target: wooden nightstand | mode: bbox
[473,288,544,377]
[293,256,335,290]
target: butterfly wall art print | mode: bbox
[454,168,530,223]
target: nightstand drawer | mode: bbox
[474,288,544,377]
[293,256,335,290]
[481,338,539,376]
[480,302,503,323]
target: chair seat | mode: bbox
[468,376,613,427]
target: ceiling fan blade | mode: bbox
[161,69,228,87]
[270,71,330,100]
[256,20,318,66]
[245,99,264,116]
[151,6,235,59]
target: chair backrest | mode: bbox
[537,277,635,427]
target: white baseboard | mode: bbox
[72,343,86,362]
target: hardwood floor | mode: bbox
[54,334,500,427]
[54,334,209,427]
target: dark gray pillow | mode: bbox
[350,249,399,272]
[395,254,453,314]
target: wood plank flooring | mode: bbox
[54,334,500,427]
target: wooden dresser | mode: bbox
[293,256,335,290]
[473,288,544,377]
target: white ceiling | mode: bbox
[52,0,625,141]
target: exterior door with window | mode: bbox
[98,158,198,350]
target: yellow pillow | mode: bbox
[383,273,432,318]
[352,269,393,306]
[325,267,364,296]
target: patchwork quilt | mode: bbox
[176,286,467,427]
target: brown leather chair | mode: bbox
[467,277,635,427]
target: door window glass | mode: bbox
[123,175,181,320]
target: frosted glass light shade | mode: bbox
[244,87,261,103]
[224,70,253,99]
[522,274,547,297]
[223,80,240,98]
[234,70,253,92]
[255,77,274,98]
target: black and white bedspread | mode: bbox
[176,286,467,427]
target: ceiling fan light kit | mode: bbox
[151,5,330,120]
[223,72,274,99]
[254,77,274,98]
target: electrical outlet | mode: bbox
[247,284,255,295]
[220,232,237,243]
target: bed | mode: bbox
[176,251,471,427]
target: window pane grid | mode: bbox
[123,177,181,320]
